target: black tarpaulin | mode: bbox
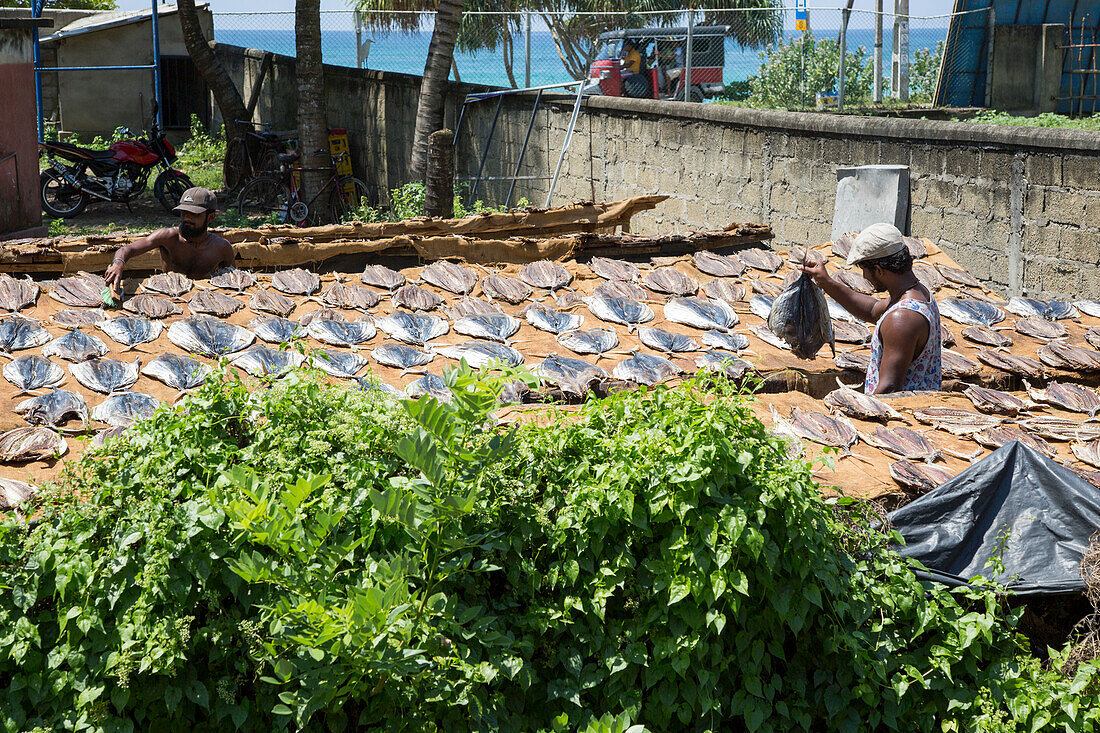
[888,442,1100,595]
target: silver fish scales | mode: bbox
[0,477,36,511]
[750,324,792,351]
[612,351,683,386]
[392,284,444,311]
[0,426,67,462]
[141,353,211,392]
[436,341,524,369]
[768,272,835,359]
[371,343,435,373]
[70,357,140,394]
[377,311,449,345]
[594,280,649,301]
[270,268,321,295]
[42,330,108,362]
[3,355,66,394]
[406,374,451,401]
[0,316,50,353]
[557,328,619,359]
[588,256,640,282]
[310,349,369,379]
[445,297,503,319]
[15,389,88,428]
[585,295,654,332]
[480,274,532,304]
[93,392,161,428]
[361,264,405,291]
[188,289,244,317]
[642,267,698,296]
[419,261,479,295]
[534,354,608,396]
[664,296,739,332]
[637,326,699,353]
[701,330,749,352]
[306,318,376,347]
[168,316,255,357]
[454,314,520,343]
[748,295,773,320]
[518,260,572,292]
[0,274,39,312]
[525,307,583,334]
[298,308,346,326]
[231,345,305,377]
[692,250,745,278]
[940,297,1005,327]
[97,315,163,349]
[694,351,752,378]
[249,316,304,344]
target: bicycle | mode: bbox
[234,149,369,226]
[222,120,294,193]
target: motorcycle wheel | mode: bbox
[154,170,194,214]
[40,170,87,218]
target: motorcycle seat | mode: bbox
[43,141,119,161]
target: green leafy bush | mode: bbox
[342,180,530,224]
[176,114,227,192]
[747,34,873,110]
[965,110,1100,131]
[910,41,944,104]
[3,367,1100,731]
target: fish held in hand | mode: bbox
[767,271,834,359]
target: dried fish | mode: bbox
[962,325,1012,348]
[963,385,1032,415]
[306,318,377,347]
[912,407,1003,435]
[750,324,792,351]
[92,392,160,428]
[890,460,953,492]
[612,351,683,385]
[420,261,478,295]
[936,264,983,289]
[1027,380,1100,414]
[270,267,320,295]
[534,354,608,396]
[694,351,752,378]
[231,345,305,377]
[1018,416,1100,442]
[825,298,858,323]
[249,289,296,318]
[249,316,303,344]
[186,289,244,318]
[832,320,872,344]
[1072,441,1100,470]
[320,282,380,311]
[310,349,369,379]
[392,284,444,311]
[750,279,782,298]
[445,296,504,319]
[588,257,640,282]
[771,406,858,450]
[702,279,745,304]
[525,307,583,334]
[638,326,699,353]
[141,271,192,297]
[831,233,856,260]
[1006,296,1077,320]
[555,292,587,310]
[69,358,140,394]
[50,272,107,307]
[912,263,945,292]
[0,477,36,510]
[436,341,524,369]
[941,350,982,379]
[209,267,257,292]
[91,426,128,448]
[664,296,739,332]
[834,351,871,373]
[768,273,834,359]
[585,295,654,332]
[642,267,698,296]
[862,426,940,462]
[976,348,1045,378]
[1087,328,1100,351]
[519,260,572,292]
[406,374,451,401]
[96,315,162,350]
[1015,316,1067,340]
[0,426,67,462]
[141,353,210,392]
[748,295,773,321]
[454,314,520,343]
[1037,341,1100,371]
[3,355,65,394]
[53,308,108,328]
[973,426,1056,458]
[371,343,435,373]
[361,264,405,291]
[298,308,346,326]
[0,274,39,312]
[832,269,875,295]
[692,251,745,278]
[1074,300,1100,319]
[823,380,904,422]
[940,324,956,347]
[42,330,108,362]
[167,316,255,357]
[15,389,88,428]
[738,247,783,273]
[0,316,50,353]
[377,311,449,345]
[594,280,649,301]
[557,328,619,359]
[781,270,800,291]
[701,330,749,351]
[938,297,1006,327]
[903,237,928,258]
[123,293,182,319]
[1045,301,1078,320]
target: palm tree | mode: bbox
[296,0,332,221]
[411,0,466,181]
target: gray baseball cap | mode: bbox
[173,187,218,214]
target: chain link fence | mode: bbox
[212,6,978,110]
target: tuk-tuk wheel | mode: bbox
[680,85,705,103]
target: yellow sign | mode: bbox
[796,18,808,31]
[327,130,357,201]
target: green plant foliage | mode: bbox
[964,110,1100,131]
[342,180,530,224]
[4,367,1100,731]
[747,33,873,110]
[910,40,944,104]
[175,114,227,192]
[47,218,68,237]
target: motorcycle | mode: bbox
[39,101,194,218]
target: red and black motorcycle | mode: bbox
[39,101,193,218]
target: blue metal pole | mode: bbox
[32,0,44,139]
[151,0,163,127]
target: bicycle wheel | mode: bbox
[328,176,370,223]
[236,175,291,226]
[222,137,249,192]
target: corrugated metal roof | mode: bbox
[40,4,206,43]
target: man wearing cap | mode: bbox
[801,222,942,394]
[104,186,235,298]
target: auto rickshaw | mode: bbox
[585,26,729,102]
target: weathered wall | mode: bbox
[215,44,1100,300]
[0,20,46,238]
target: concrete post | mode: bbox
[874,0,883,103]
[524,11,531,88]
[892,0,909,102]
[424,129,454,219]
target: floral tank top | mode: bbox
[864,294,942,393]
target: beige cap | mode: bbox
[846,222,906,266]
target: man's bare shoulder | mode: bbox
[880,308,928,339]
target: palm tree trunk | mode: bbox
[409,0,465,182]
[295,0,331,223]
[177,0,249,145]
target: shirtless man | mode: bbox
[800,223,942,395]
[104,187,235,298]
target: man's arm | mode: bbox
[800,260,888,323]
[871,309,927,394]
[104,228,175,294]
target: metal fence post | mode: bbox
[524,11,532,88]
[838,2,852,110]
[151,0,163,127]
[874,0,883,103]
[32,0,44,138]
[684,8,694,101]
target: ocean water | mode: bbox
[213,26,949,89]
